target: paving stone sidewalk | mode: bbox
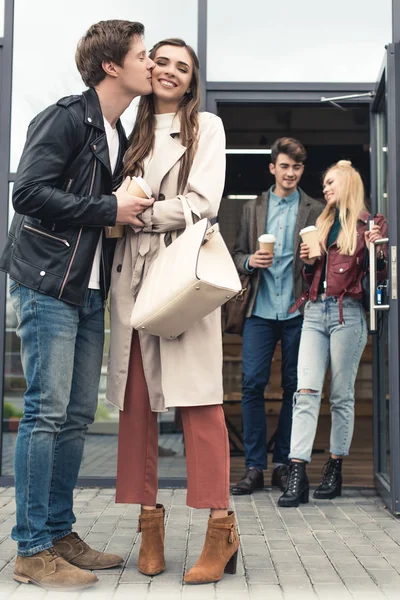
[1,486,400,599]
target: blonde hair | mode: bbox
[317,160,367,256]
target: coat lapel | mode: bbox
[294,188,312,252]
[256,191,269,243]
[91,133,112,176]
[82,89,113,177]
[145,114,186,199]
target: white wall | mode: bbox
[207,0,392,83]
[10,0,198,171]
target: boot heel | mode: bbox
[224,550,238,575]
[336,483,342,497]
[300,486,309,504]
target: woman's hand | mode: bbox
[300,242,317,266]
[248,250,274,269]
[365,225,383,255]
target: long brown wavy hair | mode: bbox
[123,38,201,193]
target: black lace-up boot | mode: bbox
[278,461,309,508]
[313,457,342,499]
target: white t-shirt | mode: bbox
[88,118,120,289]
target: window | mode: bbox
[207,0,391,83]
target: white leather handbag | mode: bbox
[130,198,241,339]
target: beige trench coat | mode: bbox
[106,112,226,412]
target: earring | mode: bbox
[185,88,191,95]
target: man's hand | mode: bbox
[300,242,317,266]
[114,177,154,228]
[248,250,274,269]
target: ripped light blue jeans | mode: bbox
[289,295,368,463]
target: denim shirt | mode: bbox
[252,187,300,320]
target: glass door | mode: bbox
[371,43,400,513]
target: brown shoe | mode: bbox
[14,547,98,591]
[184,511,239,584]
[54,532,123,570]
[231,468,264,495]
[137,504,165,576]
[271,464,289,491]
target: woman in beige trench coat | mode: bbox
[106,39,239,585]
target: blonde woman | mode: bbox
[278,160,387,507]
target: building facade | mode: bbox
[1,0,400,512]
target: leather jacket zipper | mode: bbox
[323,240,336,295]
[23,225,70,247]
[58,160,97,299]
[101,241,109,310]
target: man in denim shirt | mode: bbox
[232,138,323,494]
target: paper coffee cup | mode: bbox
[104,224,126,238]
[127,176,152,199]
[300,225,321,258]
[105,177,152,238]
[258,233,276,254]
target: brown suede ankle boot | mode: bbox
[184,511,239,584]
[137,504,165,576]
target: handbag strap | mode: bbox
[181,195,196,228]
[165,197,200,246]
[170,197,197,243]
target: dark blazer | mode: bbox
[232,187,323,317]
[0,88,128,306]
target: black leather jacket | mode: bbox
[0,88,128,306]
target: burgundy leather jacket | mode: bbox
[291,211,388,322]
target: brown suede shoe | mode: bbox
[14,547,98,591]
[184,511,239,584]
[54,532,123,570]
[138,504,165,576]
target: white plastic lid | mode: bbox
[299,225,318,235]
[132,176,152,198]
[258,233,276,243]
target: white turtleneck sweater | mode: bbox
[144,113,175,172]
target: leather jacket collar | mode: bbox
[82,88,126,138]
[81,88,126,181]
[83,88,105,130]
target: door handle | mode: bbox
[369,219,389,332]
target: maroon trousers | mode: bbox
[116,332,230,509]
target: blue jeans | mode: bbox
[9,281,104,556]
[241,315,303,469]
[290,296,368,463]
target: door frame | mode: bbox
[0,0,14,487]
[206,82,374,115]
[371,43,400,514]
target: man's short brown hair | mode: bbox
[76,20,145,88]
[270,137,307,165]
